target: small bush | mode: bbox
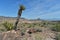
[51,24,60,32]
[36,29,42,32]
[3,22,13,31]
[0,29,5,31]
[55,34,60,40]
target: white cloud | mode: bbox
[20,0,60,20]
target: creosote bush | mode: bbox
[3,22,13,31]
[55,34,60,40]
[51,24,60,32]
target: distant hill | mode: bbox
[0,16,60,23]
[0,16,43,23]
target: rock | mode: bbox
[0,30,21,40]
[21,32,25,36]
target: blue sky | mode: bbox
[0,0,60,20]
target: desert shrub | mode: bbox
[33,23,36,25]
[36,29,42,32]
[0,29,5,31]
[28,25,32,28]
[27,23,35,28]
[43,22,46,25]
[3,21,13,31]
[51,24,60,32]
[55,34,60,40]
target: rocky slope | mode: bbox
[0,16,59,40]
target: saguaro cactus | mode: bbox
[14,5,25,30]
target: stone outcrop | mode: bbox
[0,30,21,40]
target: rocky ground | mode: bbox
[0,27,56,40]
